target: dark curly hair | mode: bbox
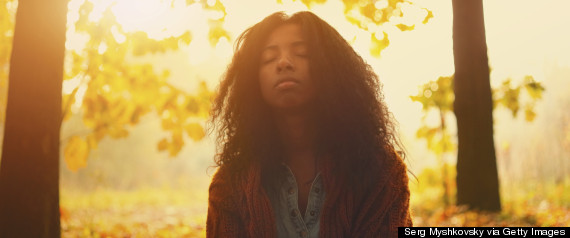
[210,11,405,186]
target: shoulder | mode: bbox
[365,148,411,204]
[207,165,252,237]
[209,165,233,190]
[208,165,244,211]
[209,163,252,190]
[386,150,410,186]
[370,148,410,186]
[379,149,413,228]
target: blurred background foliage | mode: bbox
[0,0,569,236]
[410,72,545,207]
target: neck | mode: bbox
[273,108,317,165]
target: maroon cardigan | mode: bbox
[206,152,412,237]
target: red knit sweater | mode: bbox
[206,152,412,238]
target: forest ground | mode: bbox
[60,173,570,237]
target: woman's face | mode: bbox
[258,23,316,111]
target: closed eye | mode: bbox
[261,47,278,64]
[293,44,308,58]
[263,58,276,64]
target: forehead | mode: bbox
[264,23,304,47]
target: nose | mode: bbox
[276,54,294,73]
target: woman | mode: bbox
[207,11,412,238]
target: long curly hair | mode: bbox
[210,11,405,186]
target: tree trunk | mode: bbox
[452,0,501,211]
[0,0,68,236]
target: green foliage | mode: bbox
[410,75,455,155]
[492,75,545,122]
[410,73,545,208]
[411,74,545,156]
[411,164,457,212]
[415,125,455,155]
[411,75,454,113]
[410,75,456,206]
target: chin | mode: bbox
[271,97,312,111]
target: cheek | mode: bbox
[300,62,317,99]
[258,67,274,97]
[297,60,311,79]
[258,67,269,84]
[299,61,314,87]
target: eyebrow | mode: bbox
[262,40,306,52]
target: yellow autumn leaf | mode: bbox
[157,138,168,151]
[161,117,176,130]
[396,23,415,31]
[370,32,389,58]
[185,123,205,141]
[169,132,184,156]
[524,76,545,100]
[93,126,108,141]
[64,136,89,172]
[524,105,536,122]
[422,8,434,24]
[108,126,128,138]
[61,93,75,122]
[207,22,230,47]
[86,134,98,150]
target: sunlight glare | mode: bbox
[430,82,438,91]
[373,31,385,40]
[87,0,115,23]
[62,76,82,95]
[72,84,88,113]
[375,0,388,10]
[111,0,169,31]
[111,25,126,43]
[279,0,308,15]
[399,2,428,25]
[413,100,423,112]
[214,37,231,59]
[311,0,359,45]
[98,42,108,54]
[62,75,89,114]
[186,3,211,65]
[423,89,432,98]
[188,39,212,65]
[65,32,90,52]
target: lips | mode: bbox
[274,77,300,89]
